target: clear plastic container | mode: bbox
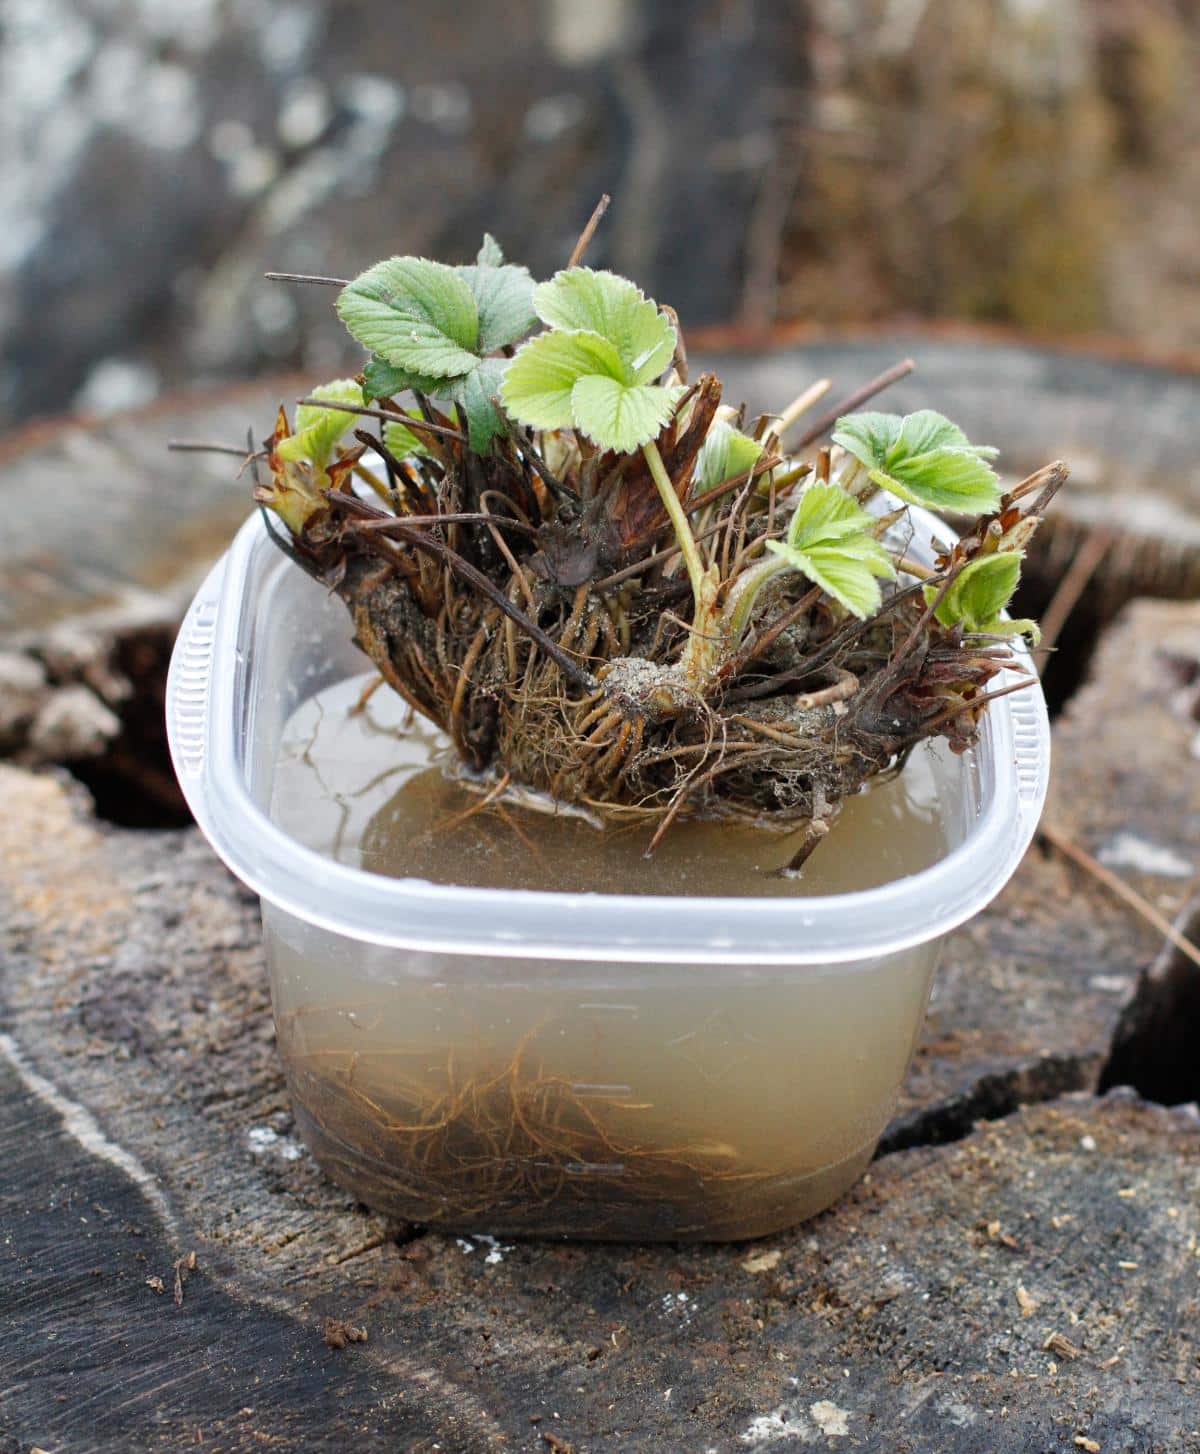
[167,509,1050,1241]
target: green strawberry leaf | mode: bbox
[766,481,897,619]
[890,409,997,461]
[362,353,453,401]
[500,329,627,431]
[533,268,676,382]
[475,232,505,268]
[454,357,509,454]
[337,257,480,378]
[457,245,537,356]
[350,241,536,454]
[569,375,686,454]
[788,480,879,550]
[502,271,684,454]
[832,409,1002,516]
[924,551,1031,636]
[766,538,890,620]
[276,378,361,469]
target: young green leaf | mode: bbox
[361,354,452,401]
[768,539,891,621]
[695,420,763,492]
[499,331,627,430]
[765,482,896,619]
[275,378,361,469]
[503,270,683,453]
[336,257,480,378]
[832,408,1002,516]
[569,375,685,455]
[374,364,505,456]
[457,255,537,356]
[456,357,509,454]
[893,408,997,460]
[475,232,505,268]
[786,476,882,549]
[534,268,676,382]
[924,551,1038,640]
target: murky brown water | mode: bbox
[264,674,951,1239]
[270,672,949,896]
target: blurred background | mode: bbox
[3,0,1199,430]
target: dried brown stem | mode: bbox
[790,358,915,451]
[566,194,611,269]
[1035,526,1113,665]
[265,271,349,286]
[298,396,466,442]
[1041,822,1200,972]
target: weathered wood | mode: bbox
[0,379,297,636]
[4,944,1199,1452]
[1104,892,1200,1107]
[3,600,1199,1450]
[888,598,1200,1146]
[0,380,297,818]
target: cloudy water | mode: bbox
[269,672,950,897]
[264,673,951,1238]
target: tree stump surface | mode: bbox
[888,597,1200,1148]
[2,594,1198,1452]
[1,346,1199,1451]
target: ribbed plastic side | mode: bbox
[1007,679,1048,806]
[168,594,219,779]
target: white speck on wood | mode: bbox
[247,1125,303,1161]
[809,1400,851,1437]
[1098,832,1193,879]
[740,1407,815,1446]
[742,1248,783,1274]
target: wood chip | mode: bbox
[741,1249,783,1274]
[810,1400,851,1437]
[1074,1437,1101,1452]
[1016,1284,1039,1316]
[1044,1331,1082,1361]
[321,1317,368,1349]
[172,1250,196,1307]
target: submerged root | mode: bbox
[279,1029,786,1238]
